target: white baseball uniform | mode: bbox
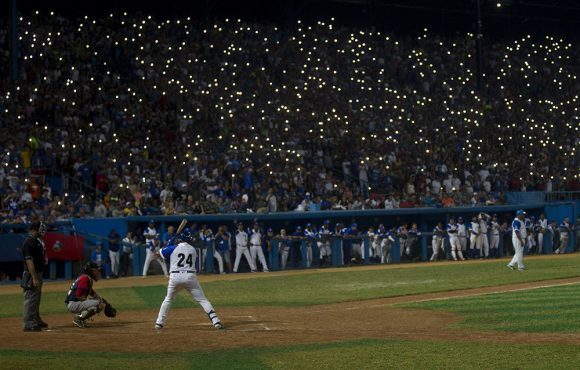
[155,240,221,328]
[508,217,526,270]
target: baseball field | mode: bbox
[2,254,580,369]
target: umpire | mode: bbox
[21,221,48,331]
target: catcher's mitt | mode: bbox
[104,302,117,318]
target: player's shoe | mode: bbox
[214,322,224,330]
[507,264,515,271]
[73,317,86,328]
[519,267,527,271]
[155,323,163,330]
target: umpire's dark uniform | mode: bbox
[22,221,47,331]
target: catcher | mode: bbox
[65,261,117,328]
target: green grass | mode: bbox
[2,256,580,318]
[402,283,580,333]
[2,338,580,369]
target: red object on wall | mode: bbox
[44,233,85,261]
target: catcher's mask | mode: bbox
[82,261,103,281]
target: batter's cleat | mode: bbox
[23,326,42,332]
[38,320,48,328]
[73,317,86,328]
[507,264,515,271]
[214,322,224,330]
[155,323,163,330]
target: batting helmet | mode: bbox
[178,227,195,244]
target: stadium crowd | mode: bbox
[0,12,578,224]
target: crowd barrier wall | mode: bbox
[1,201,578,279]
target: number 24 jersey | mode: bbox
[161,241,197,272]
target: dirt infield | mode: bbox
[3,268,580,352]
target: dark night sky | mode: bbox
[6,0,580,39]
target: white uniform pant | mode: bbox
[233,246,256,272]
[557,234,569,254]
[143,249,168,276]
[450,237,464,261]
[470,235,479,255]
[490,234,499,250]
[537,233,544,254]
[479,234,489,257]
[430,237,444,261]
[280,247,290,269]
[203,248,224,273]
[352,243,363,259]
[527,234,536,250]
[109,250,120,276]
[459,237,467,251]
[155,271,215,327]
[302,245,313,267]
[508,237,525,269]
[381,240,392,263]
[317,241,332,259]
[399,239,407,257]
[250,245,269,271]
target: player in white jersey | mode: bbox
[556,217,571,254]
[525,216,536,252]
[317,220,333,266]
[489,214,500,258]
[430,222,446,261]
[154,228,223,330]
[507,210,527,271]
[447,218,465,261]
[457,217,467,255]
[303,223,317,267]
[233,223,256,273]
[478,212,491,258]
[469,215,480,258]
[248,223,269,272]
[536,213,548,254]
[142,220,168,277]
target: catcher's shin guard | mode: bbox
[79,306,98,321]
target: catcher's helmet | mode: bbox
[82,261,102,280]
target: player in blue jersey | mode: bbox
[507,210,527,271]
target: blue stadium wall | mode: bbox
[1,198,577,279]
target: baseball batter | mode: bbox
[155,228,223,330]
[507,209,527,271]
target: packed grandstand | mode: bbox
[0,10,578,224]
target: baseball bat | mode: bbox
[176,219,188,235]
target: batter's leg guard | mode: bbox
[208,310,223,329]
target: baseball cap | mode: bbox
[351,223,357,228]
[516,209,526,216]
